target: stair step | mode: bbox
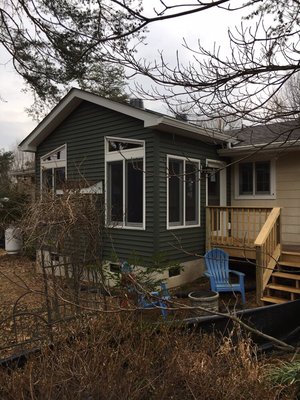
[281,251,300,263]
[282,251,300,256]
[261,296,287,304]
[266,283,300,294]
[278,261,300,269]
[272,272,300,280]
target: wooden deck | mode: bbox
[206,206,274,260]
[206,206,300,304]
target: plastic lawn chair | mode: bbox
[204,248,246,304]
[120,261,169,319]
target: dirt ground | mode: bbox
[0,249,44,318]
[0,249,258,319]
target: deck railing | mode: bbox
[254,207,281,303]
[206,206,281,303]
[206,206,273,250]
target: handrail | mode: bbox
[254,207,281,303]
[254,207,281,247]
[206,206,282,304]
[206,206,274,209]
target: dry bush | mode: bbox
[0,316,294,400]
[21,187,104,261]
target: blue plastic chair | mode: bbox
[138,288,168,320]
[160,282,171,301]
[204,248,246,304]
[121,262,169,319]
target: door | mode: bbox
[206,160,227,235]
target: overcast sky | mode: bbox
[0,2,245,151]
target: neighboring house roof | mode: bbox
[19,88,232,152]
[219,120,300,156]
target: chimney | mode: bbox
[129,98,144,109]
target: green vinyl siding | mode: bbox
[36,101,155,262]
[154,132,221,262]
[35,100,223,264]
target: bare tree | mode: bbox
[111,0,300,128]
[10,141,34,172]
[270,72,300,121]
[1,1,269,119]
[1,0,145,118]
[3,1,300,126]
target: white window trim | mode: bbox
[105,136,145,161]
[234,159,276,200]
[40,144,67,194]
[41,144,67,164]
[105,136,146,230]
[166,154,201,230]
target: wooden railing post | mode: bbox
[206,208,211,251]
[277,212,281,246]
[256,245,263,305]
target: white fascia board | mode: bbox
[19,87,231,152]
[19,88,160,152]
[19,94,82,152]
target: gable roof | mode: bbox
[19,88,232,152]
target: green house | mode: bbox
[19,88,231,287]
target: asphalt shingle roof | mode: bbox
[230,120,300,147]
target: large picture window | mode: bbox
[236,160,275,198]
[167,156,200,229]
[105,137,145,229]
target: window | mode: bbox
[42,167,66,191]
[236,160,275,198]
[105,137,145,229]
[41,145,67,193]
[167,156,200,229]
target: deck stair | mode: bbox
[262,251,300,304]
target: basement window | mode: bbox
[168,266,181,278]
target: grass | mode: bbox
[265,358,300,397]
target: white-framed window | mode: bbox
[40,144,67,194]
[235,159,276,199]
[105,137,145,229]
[167,155,200,229]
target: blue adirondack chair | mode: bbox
[204,248,246,304]
[121,261,169,319]
[137,287,168,320]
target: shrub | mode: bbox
[0,315,293,400]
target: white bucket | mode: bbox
[5,227,22,255]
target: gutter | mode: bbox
[218,139,300,156]
[146,116,233,144]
